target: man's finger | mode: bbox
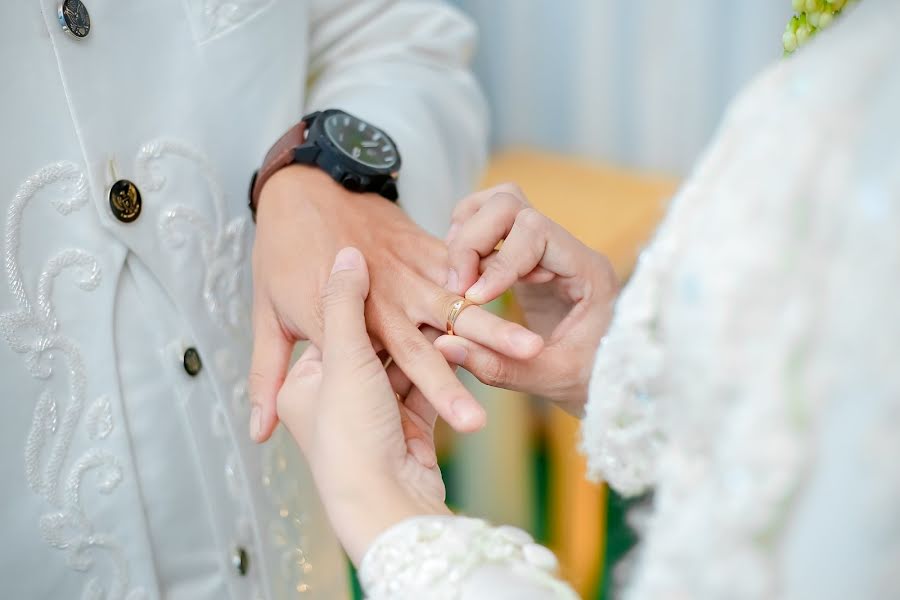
[248,307,294,443]
[385,326,444,397]
[380,318,486,432]
[404,387,439,442]
[451,304,543,360]
[400,402,438,469]
[417,288,543,360]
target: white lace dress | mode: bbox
[359,1,900,598]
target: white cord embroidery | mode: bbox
[139,141,299,596]
[1,162,145,599]
[136,139,251,333]
[183,0,275,44]
[86,395,114,441]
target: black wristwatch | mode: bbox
[249,109,401,217]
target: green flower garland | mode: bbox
[783,0,859,54]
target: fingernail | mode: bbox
[440,339,468,365]
[331,247,362,273]
[250,406,262,442]
[446,268,459,293]
[466,277,486,302]
[451,398,485,430]
[445,223,460,242]
[408,438,437,468]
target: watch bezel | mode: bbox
[307,109,402,178]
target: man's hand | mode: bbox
[249,166,543,442]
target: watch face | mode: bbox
[323,113,398,170]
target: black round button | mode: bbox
[58,0,91,39]
[232,547,249,576]
[109,180,142,223]
[341,174,362,192]
[183,347,202,377]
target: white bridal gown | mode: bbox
[358,1,900,598]
[0,1,486,598]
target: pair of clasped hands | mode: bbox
[249,166,617,563]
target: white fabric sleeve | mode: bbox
[358,516,580,599]
[307,0,489,237]
[579,214,678,498]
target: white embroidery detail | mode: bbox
[359,516,577,599]
[135,139,251,333]
[2,162,145,598]
[86,396,114,441]
[138,138,311,596]
[183,0,275,44]
[136,142,273,593]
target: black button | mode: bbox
[232,547,249,576]
[109,180,142,223]
[183,347,202,377]
[58,0,91,39]
[341,174,362,192]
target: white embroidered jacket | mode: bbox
[358,1,900,598]
[0,2,486,599]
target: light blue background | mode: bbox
[451,1,793,175]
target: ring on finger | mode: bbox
[446,298,477,336]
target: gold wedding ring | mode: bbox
[446,298,476,336]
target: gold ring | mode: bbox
[446,298,476,336]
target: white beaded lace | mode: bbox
[581,2,900,598]
[359,516,577,599]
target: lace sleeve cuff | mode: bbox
[358,516,578,599]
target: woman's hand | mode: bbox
[440,185,619,416]
[276,247,451,566]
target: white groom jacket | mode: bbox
[0,1,487,598]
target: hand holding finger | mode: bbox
[447,191,527,294]
[448,182,529,240]
[466,208,585,304]
[448,303,543,359]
